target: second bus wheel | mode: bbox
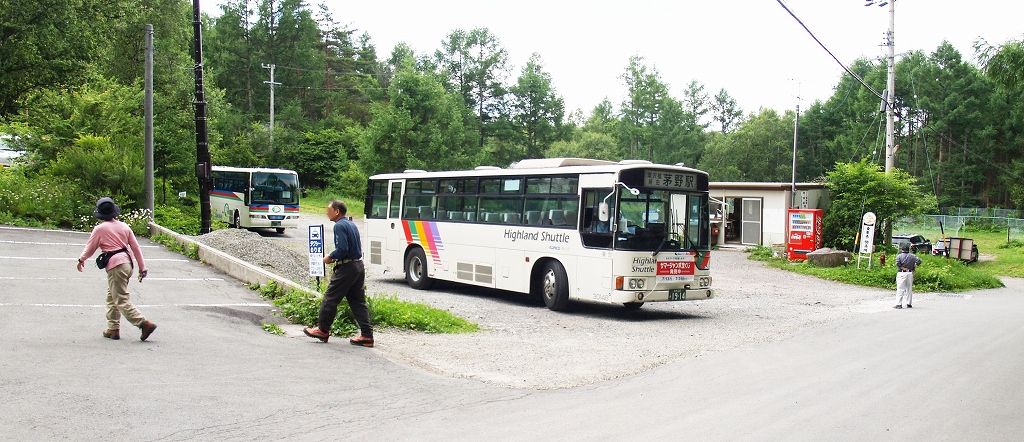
[405,248,433,290]
[540,260,570,311]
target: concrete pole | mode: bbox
[791,102,799,207]
[144,24,155,216]
[884,0,896,173]
[262,63,280,146]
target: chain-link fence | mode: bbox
[897,212,1024,244]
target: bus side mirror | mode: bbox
[598,202,609,222]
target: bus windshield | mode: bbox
[615,189,709,252]
[251,172,300,204]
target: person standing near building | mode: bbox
[894,244,922,309]
[77,197,157,341]
[303,200,374,347]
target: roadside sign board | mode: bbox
[308,225,325,277]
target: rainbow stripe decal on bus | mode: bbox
[402,220,444,265]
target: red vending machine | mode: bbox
[787,208,823,261]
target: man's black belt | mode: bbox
[338,258,361,264]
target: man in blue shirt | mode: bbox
[304,200,374,346]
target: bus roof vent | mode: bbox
[403,169,427,173]
[474,165,501,170]
[511,158,615,169]
[618,159,652,165]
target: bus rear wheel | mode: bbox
[405,248,433,290]
[540,261,570,311]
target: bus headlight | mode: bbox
[627,278,645,290]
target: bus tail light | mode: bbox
[696,251,711,270]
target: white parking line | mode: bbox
[0,302,271,308]
[0,240,159,248]
[0,226,90,234]
[0,277,225,281]
[0,256,190,262]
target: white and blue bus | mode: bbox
[363,158,714,311]
[210,166,300,233]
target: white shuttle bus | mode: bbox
[363,158,714,311]
[210,166,301,233]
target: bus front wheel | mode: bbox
[405,248,433,290]
[541,261,570,311]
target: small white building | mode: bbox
[709,182,827,246]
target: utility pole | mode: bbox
[791,101,799,207]
[262,63,281,146]
[144,24,154,217]
[192,0,212,234]
[789,80,800,208]
[884,0,895,173]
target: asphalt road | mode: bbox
[2,225,1022,441]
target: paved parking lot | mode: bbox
[3,225,1023,440]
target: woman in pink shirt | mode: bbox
[76,197,157,341]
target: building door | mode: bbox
[741,198,762,245]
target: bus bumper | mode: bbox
[611,288,715,303]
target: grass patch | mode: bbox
[261,322,285,336]
[300,188,364,217]
[254,280,477,337]
[151,234,200,260]
[748,245,1004,292]
[894,220,1024,278]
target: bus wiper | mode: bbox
[652,236,667,257]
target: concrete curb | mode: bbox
[148,222,316,296]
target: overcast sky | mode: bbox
[203,0,1023,119]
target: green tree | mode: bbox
[822,160,936,250]
[977,37,1024,91]
[508,53,566,160]
[435,27,510,149]
[356,54,475,175]
[697,108,794,181]
[0,0,109,116]
[711,88,743,134]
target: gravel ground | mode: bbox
[198,214,914,390]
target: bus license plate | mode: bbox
[271,221,281,226]
[668,289,685,301]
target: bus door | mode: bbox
[386,180,404,252]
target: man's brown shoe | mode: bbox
[103,329,120,340]
[349,335,374,347]
[139,321,157,341]
[303,327,330,342]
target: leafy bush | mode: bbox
[46,135,143,206]
[151,234,200,260]
[252,280,478,336]
[153,202,226,236]
[0,167,83,227]
[750,252,1003,292]
[369,295,478,333]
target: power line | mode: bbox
[775,0,886,103]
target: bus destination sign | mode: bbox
[644,170,697,190]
